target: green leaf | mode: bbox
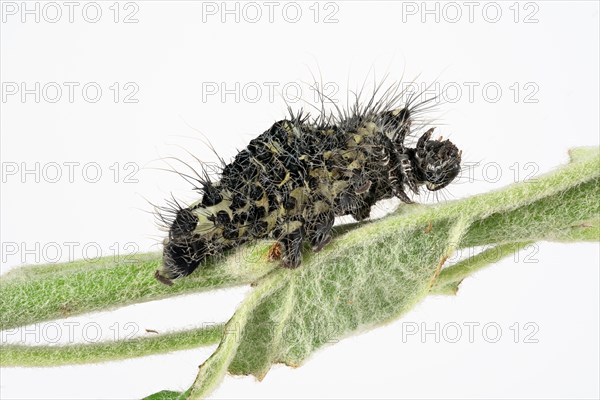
[178,147,600,398]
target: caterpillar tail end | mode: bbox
[155,238,207,285]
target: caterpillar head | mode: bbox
[157,208,206,284]
[415,128,462,191]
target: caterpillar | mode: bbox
[155,83,462,284]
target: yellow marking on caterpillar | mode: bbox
[365,122,377,133]
[281,220,303,235]
[208,200,233,217]
[309,167,328,179]
[331,180,349,195]
[264,211,279,231]
[348,160,362,170]
[278,171,291,187]
[265,141,282,155]
[313,200,330,214]
[356,123,377,138]
[194,213,215,234]
[330,169,342,179]
[191,197,233,235]
[290,187,305,203]
[342,150,358,160]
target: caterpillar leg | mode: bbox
[351,204,371,221]
[393,186,414,204]
[305,210,334,252]
[377,133,418,204]
[279,223,304,269]
[349,173,373,221]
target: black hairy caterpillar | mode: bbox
[156,83,462,283]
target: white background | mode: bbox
[1,1,599,399]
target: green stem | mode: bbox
[0,324,223,367]
[430,241,533,295]
[0,247,276,331]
